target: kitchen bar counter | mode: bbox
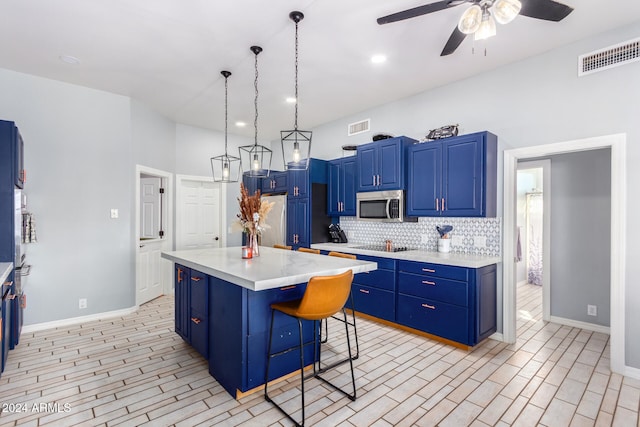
[311,243,500,268]
[162,246,377,291]
[161,246,376,398]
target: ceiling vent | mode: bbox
[348,119,370,136]
[578,38,640,76]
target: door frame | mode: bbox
[516,159,551,321]
[503,133,626,374]
[135,165,174,301]
[175,174,228,250]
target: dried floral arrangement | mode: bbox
[235,183,274,235]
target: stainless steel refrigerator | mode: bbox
[259,194,287,247]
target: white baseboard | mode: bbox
[623,365,640,381]
[548,315,610,335]
[22,306,140,334]
[489,332,505,342]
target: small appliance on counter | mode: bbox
[329,223,348,243]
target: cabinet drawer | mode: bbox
[397,294,469,344]
[355,254,396,270]
[354,268,395,292]
[248,284,306,334]
[352,284,395,322]
[191,272,208,314]
[398,272,467,306]
[189,309,208,358]
[398,260,468,281]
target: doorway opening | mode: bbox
[503,134,626,374]
[135,165,174,305]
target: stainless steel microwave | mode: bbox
[356,190,415,222]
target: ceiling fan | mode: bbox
[377,0,574,56]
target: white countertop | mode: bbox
[161,246,377,291]
[311,243,501,268]
[1,262,13,286]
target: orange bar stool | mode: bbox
[264,270,357,426]
[273,244,292,250]
[297,247,320,254]
[326,251,360,361]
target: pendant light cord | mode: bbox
[224,74,229,155]
[254,50,259,147]
[294,18,299,131]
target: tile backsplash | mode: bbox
[338,217,502,257]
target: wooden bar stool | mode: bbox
[297,247,320,254]
[264,270,357,426]
[325,251,360,361]
[273,244,292,250]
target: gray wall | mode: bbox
[0,68,135,323]
[549,149,611,326]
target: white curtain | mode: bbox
[526,192,543,286]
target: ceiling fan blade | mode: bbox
[441,27,467,56]
[377,1,465,25]
[519,0,574,22]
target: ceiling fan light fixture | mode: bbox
[493,0,522,25]
[458,5,482,34]
[474,8,496,40]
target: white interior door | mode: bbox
[140,177,160,239]
[137,240,163,303]
[177,177,222,250]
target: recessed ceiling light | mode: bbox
[235,121,247,127]
[371,54,387,64]
[59,55,80,65]
[286,97,297,103]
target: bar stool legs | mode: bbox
[265,308,356,426]
[320,291,360,363]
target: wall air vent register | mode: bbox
[578,37,640,76]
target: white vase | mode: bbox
[438,238,451,253]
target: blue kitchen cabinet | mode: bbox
[286,197,310,249]
[327,157,357,216]
[242,173,262,196]
[397,260,496,346]
[207,275,315,396]
[260,171,287,194]
[356,136,417,192]
[407,131,497,217]
[174,264,209,358]
[286,159,331,249]
[1,279,13,372]
[352,255,397,322]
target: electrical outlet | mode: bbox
[420,234,429,244]
[587,305,597,316]
[110,208,119,219]
[452,235,463,247]
[473,236,486,248]
[79,298,87,309]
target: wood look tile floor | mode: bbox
[1,283,639,426]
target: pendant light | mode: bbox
[239,46,272,177]
[280,11,312,171]
[211,70,241,183]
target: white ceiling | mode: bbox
[2,0,639,140]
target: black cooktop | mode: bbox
[355,245,414,253]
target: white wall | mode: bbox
[0,68,135,323]
[303,22,640,368]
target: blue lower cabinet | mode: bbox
[397,294,469,344]
[174,265,208,359]
[352,284,395,322]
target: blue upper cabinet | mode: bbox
[356,136,417,192]
[407,131,497,217]
[260,171,287,194]
[327,157,357,216]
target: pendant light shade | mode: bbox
[458,4,482,34]
[474,6,497,40]
[239,46,272,177]
[211,70,241,183]
[281,11,312,171]
[493,0,522,25]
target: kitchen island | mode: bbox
[161,246,377,398]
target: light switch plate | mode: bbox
[474,236,486,248]
[110,209,119,219]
